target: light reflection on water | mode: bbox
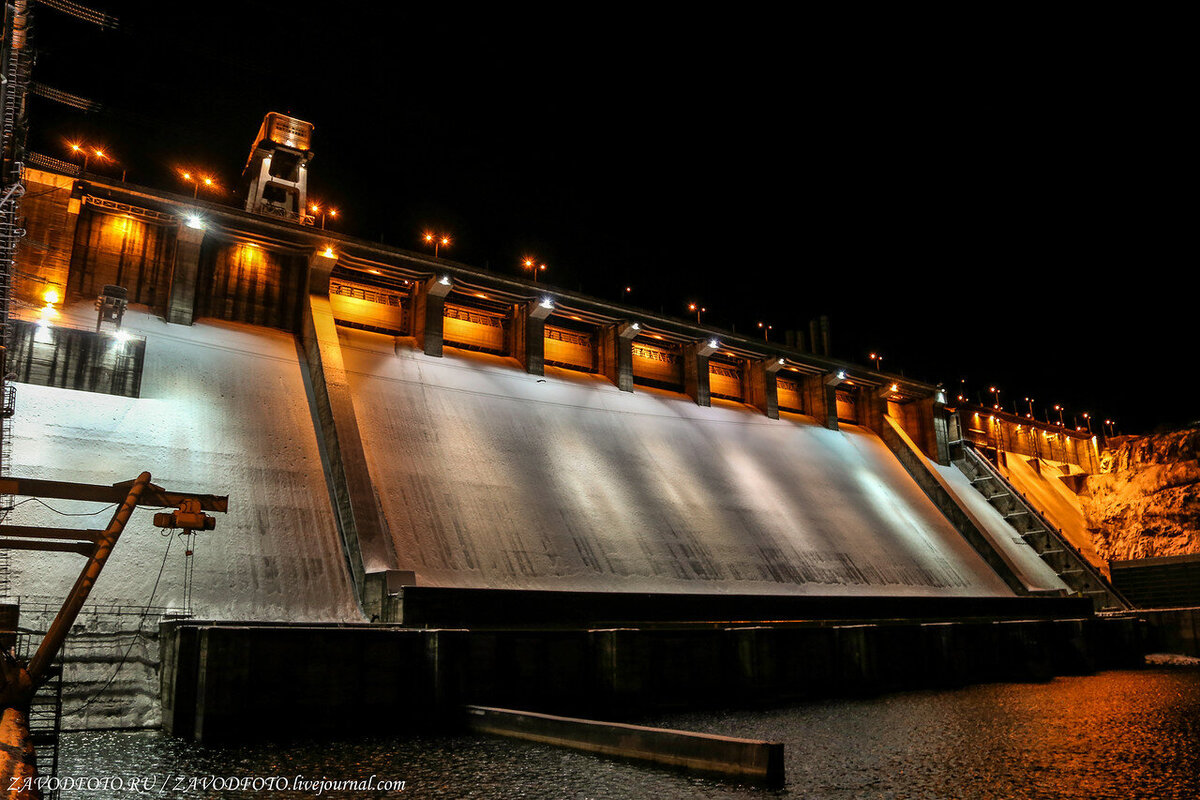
[59,668,1199,799]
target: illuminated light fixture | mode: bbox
[890,383,898,392]
[424,232,451,258]
[708,338,719,349]
[43,288,60,305]
[322,246,336,258]
[837,371,846,380]
[185,215,204,230]
[475,293,488,299]
[113,330,131,345]
[530,296,555,321]
[429,274,454,299]
[631,322,640,330]
[778,358,786,365]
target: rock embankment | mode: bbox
[1084,428,1200,560]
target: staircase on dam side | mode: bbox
[953,443,1128,612]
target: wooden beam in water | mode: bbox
[465,705,784,787]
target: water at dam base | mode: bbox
[57,668,1200,799]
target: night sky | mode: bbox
[22,5,1191,433]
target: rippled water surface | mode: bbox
[57,668,1200,799]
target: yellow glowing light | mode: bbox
[322,246,335,258]
[43,288,60,305]
[71,143,82,152]
[203,177,213,186]
[329,209,338,217]
[182,172,192,180]
[475,293,488,299]
[311,204,320,213]
[38,304,59,323]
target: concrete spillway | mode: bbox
[340,327,1014,598]
[8,307,360,622]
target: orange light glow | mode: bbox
[42,288,60,305]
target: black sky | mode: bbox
[23,4,1193,433]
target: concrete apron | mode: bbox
[161,614,1146,750]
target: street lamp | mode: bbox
[309,203,338,229]
[180,171,215,199]
[1053,404,1065,426]
[70,142,111,174]
[989,386,1001,411]
[522,257,547,283]
[1024,396,1036,420]
[688,303,706,324]
[870,352,883,371]
[423,232,451,258]
[758,322,772,342]
[1082,412,1092,434]
[1105,419,1115,437]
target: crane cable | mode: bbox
[60,529,173,717]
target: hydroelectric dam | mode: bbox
[1,116,1146,761]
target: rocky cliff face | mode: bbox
[1083,428,1200,561]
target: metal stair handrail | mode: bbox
[960,442,1131,610]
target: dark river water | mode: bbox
[55,668,1200,799]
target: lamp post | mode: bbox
[1082,412,1092,434]
[423,232,450,258]
[870,352,883,371]
[522,258,547,283]
[70,143,110,174]
[309,203,338,229]
[758,322,772,342]
[180,171,214,199]
[688,303,706,324]
[1053,404,1065,427]
[989,386,1000,411]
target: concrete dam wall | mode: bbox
[342,328,1012,598]
[8,305,360,623]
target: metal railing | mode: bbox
[957,442,1129,611]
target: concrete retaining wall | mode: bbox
[161,613,1145,743]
